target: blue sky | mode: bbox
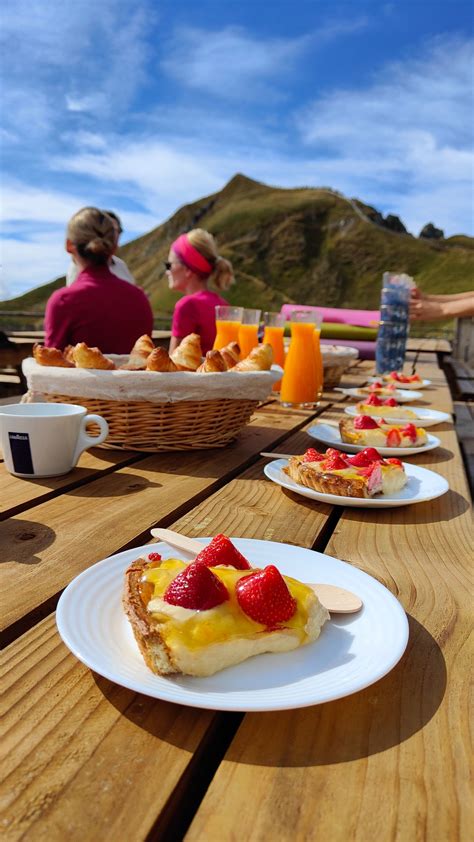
[1,0,473,300]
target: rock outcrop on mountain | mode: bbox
[419,223,444,240]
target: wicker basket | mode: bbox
[32,393,260,451]
[321,346,359,388]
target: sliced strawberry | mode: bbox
[359,447,382,462]
[354,415,379,429]
[302,448,325,462]
[347,452,373,467]
[194,534,251,570]
[236,565,296,627]
[163,561,229,609]
[386,457,402,466]
[383,398,399,407]
[324,454,349,471]
[147,552,162,562]
[386,429,402,447]
[366,393,383,406]
[402,423,417,442]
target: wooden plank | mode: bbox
[1,407,323,633]
[0,448,146,518]
[185,372,472,842]
[171,425,335,552]
[1,615,217,842]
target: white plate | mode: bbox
[337,387,423,402]
[264,459,449,508]
[56,539,409,712]
[344,405,451,427]
[307,423,441,457]
[369,376,431,390]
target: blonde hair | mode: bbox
[67,207,116,265]
[186,229,234,291]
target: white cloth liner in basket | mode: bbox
[22,357,283,403]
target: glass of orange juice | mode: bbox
[238,308,261,358]
[213,306,244,350]
[280,310,322,407]
[263,312,285,391]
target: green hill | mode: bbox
[2,174,473,337]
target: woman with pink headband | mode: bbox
[166,229,234,354]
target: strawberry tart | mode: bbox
[283,447,407,498]
[123,535,329,677]
[357,380,398,397]
[382,371,424,389]
[355,393,417,419]
[340,415,428,448]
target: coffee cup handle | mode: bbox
[72,414,109,465]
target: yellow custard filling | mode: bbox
[143,559,314,649]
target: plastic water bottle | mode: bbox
[375,273,413,374]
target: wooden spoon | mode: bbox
[150,528,363,614]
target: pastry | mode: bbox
[356,381,397,397]
[33,344,74,368]
[127,334,155,368]
[233,343,273,371]
[355,394,417,419]
[171,333,203,371]
[283,447,407,498]
[146,347,179,372]
[196,350,227,372]
[340,416,428,448]
[382,371,423,389]
[63,345,76,365]
[72,342,116,370]
[123,534,329,677]
[220,341,240,369]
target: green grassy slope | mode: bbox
[2,174,472,337]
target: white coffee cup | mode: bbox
[0,403,109,478]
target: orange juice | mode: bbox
[313,328,324,401]
[280,321,318,405]
[238,323,259,358]
[213,320,241,350]
[263,325,285,390]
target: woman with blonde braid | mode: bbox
[44,207,153,352]
[165,229,234,354]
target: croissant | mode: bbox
[220,341,240,369]
[196,350,227,373]
[63,345,76,365]
[72,342,116,370]
[171,333,203,371]
[128,334,155,367]
[146,347,178,372]
[33,344,74,367]
[233,343,273,372]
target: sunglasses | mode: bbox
[163,261,181,271]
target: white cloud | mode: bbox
[0,0,152,139]
[161,26,310,100]
[161,18,369,100]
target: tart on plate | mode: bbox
[355,393,418,419]
[382,371,424,389]
[283,447,407,498]
[123,535,329,677]
[340,415,428,448]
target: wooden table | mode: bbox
[1,359,471,841]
